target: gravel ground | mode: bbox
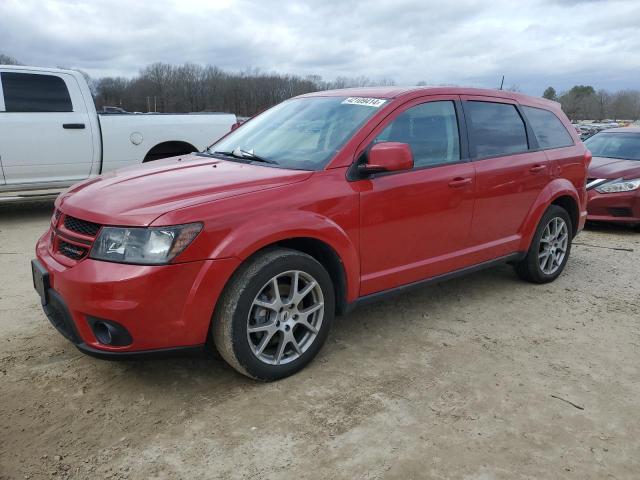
[1,201,639,480]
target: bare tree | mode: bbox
[94,61,399,115]
[0,53,21,65]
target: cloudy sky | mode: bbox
[1,0,639,95]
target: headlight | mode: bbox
[595,178,640,194]
[90,223,202,264]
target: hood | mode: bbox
[57,155,313,226]
[588,156,640,180]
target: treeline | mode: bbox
[544,86,640,121]
[2,52,638,119]
[93,63,394,116]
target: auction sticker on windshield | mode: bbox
[341,97,387,107]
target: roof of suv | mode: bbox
[299,86,559,109]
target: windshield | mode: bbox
[584,132,640,161]
[209,96,386,170]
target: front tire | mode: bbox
[212,248,335,381]
[515,205,573,284]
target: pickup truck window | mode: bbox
[1,72,72,113]
[210,97,382,170]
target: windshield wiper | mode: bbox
[213,147,277,164]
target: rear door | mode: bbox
[358,96,476,295]
[461,96,552,261]
[0,70,93,185]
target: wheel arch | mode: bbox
[143,140,198,162]
[268,237,349,316]
[550,195,579,237]
[208,211,360,316]
[519,179,582,251]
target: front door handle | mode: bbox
[63,123,85,129]
[529,164,546,173]
[448,177,472,188]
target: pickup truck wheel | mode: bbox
[515,205,572,284]
[212,248,334,381]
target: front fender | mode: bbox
[210,211,360,303]
[518,178,582,251]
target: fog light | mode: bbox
[88,317,132,346]
[93,321,113,345]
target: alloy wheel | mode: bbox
[538,217,569,275]
[246,270,324,365]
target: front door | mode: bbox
[358,97,476,295]
[0,71,93,185]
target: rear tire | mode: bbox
[515,205,573,284]
[212,248,334,381]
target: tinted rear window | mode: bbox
[465,101,528,158]
[522,106,573,149]
[1,72,72,112]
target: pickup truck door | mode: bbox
[0,70,93,185]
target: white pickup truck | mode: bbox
[0,65,237,202]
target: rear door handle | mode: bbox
[63,123,85,129]
[448,177,472,188]
[529,164,546,173]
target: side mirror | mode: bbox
[359,142,413,175]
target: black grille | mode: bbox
[64,215,101,237]
[58,240,88,260]
[609,207,632,217]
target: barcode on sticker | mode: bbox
[341,97,387,107]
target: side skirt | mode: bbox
[345,252,526,314]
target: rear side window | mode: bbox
[465,101,528,158]
[374,101,460,168]
[522,106,574,149]
[1,72,72,112]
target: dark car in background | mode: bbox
[585,127,640,228]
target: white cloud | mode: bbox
[1,0,639,94]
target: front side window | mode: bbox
[374,101,460,168]
[210,96,383,170]
[466,101,528,158]
[1,72,72,112]
[522,106,574,149]
[584,132,640,161]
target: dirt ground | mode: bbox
[1,201,639,480]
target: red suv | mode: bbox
[32,87,590,380]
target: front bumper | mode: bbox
[35,230,241,357]
[587,189,640,224]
